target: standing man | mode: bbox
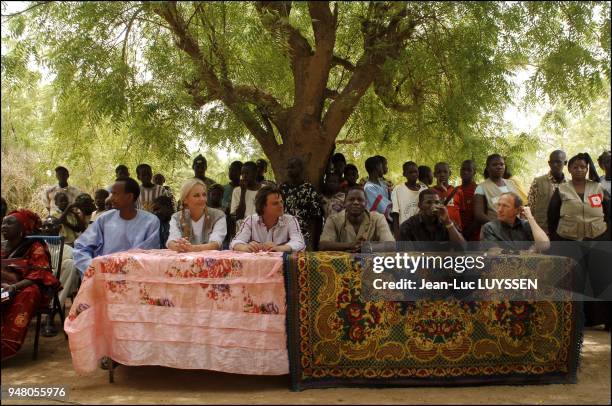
[527,150,567,234]
[192,154,218,190]
[43,166,81,215]
[223,161,243,212]
[231,161,262,222]
[73,177,160,277]
[135,163,172,213]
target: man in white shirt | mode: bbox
[231,186,305,252]
[42,166,81,215]
[230,161,262,222]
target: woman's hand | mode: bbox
[169,238,193,253]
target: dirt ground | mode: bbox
[1,326,610,405]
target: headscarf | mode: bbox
[7,209,42,236]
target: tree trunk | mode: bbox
[268,113,336,189]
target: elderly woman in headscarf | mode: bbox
[1,209,60,360]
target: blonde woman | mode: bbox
[167,179,227,252]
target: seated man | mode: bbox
[319,187,394,252]
[230,186,305,253]
[481,192,550,253]
[399,189,466,250]
[73,177,160,277]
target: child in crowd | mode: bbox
[208,184,225,210]
[91,189,110,222]
[51,192,88,246]
[431,162,462,229]
[391,161,427,239]
[151,195,175,249]
[322,173,345,219]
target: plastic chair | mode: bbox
[25,235,67,360]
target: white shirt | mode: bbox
[391,183,427,225]
[230,187,258,217]
[229,214,305,252]
[166,212,227,247]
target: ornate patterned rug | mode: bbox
[284,252,583,391]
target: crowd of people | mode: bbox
[1,149,611,361]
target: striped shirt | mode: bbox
[229,214,306,252]
[136,185,171,213]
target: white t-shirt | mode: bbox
[230,187,258,218]
[391,183,427,225]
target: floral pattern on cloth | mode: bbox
[279,182,323,246]
[63,249,288,375]
[139,285,175,307]
[286,251,582,390]
[165,257,243,279]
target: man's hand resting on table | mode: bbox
[233,241,292,253]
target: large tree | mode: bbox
[2,1,610,185]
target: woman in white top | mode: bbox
[167,179,227,252]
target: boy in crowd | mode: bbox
[51,192,88,246]
[223,161,243,212]
[364,156,392,222]
[431,162,462,229]
[341,164,359,193]
[91,189,110,222]
[322,173,345,219]
[208,184,225,210]
[454,160,480,240]
[391,161,427,240]
[151,195,175,249]
[418,165,433,187]
[105,164,130,193]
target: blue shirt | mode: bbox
[73,209,160,276]
[364,180,392,217]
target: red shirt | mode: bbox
[454,182,479,240]
[432,185,462,230]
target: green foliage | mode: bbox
[1,1,610,202]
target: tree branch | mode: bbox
[332,55,355,71]
[152,1,286,156]
[1,1,50,19]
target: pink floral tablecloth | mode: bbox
[64,249,288,375]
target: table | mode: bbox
[64,249,288,376]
